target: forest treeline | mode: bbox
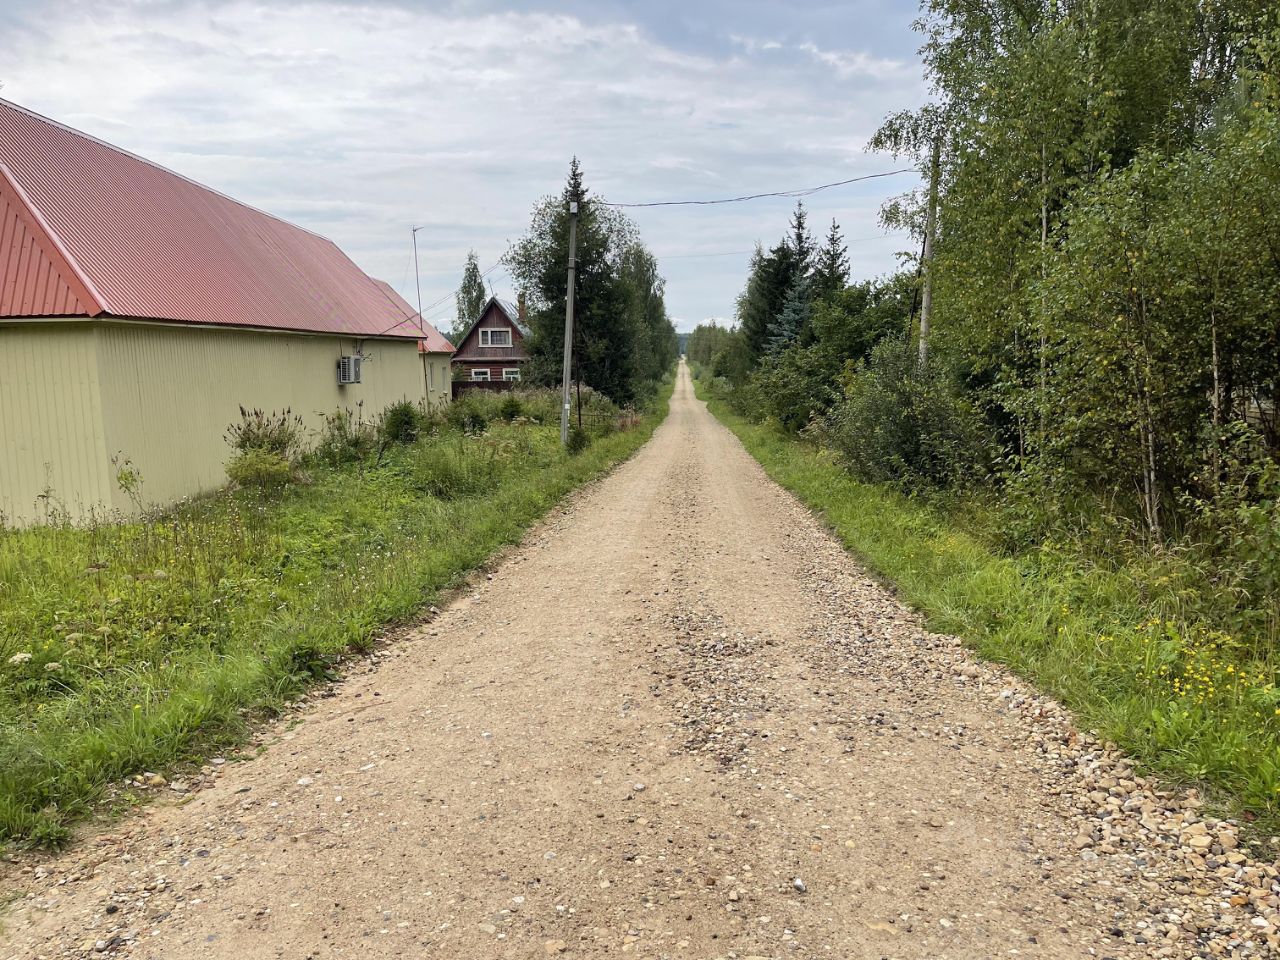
[692,2,1280,635]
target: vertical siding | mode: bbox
[0,323,110,524]
[94,323,434,513]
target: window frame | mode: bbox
[502,368,521,382]
[479,328,512,348]
[470,368,492,382]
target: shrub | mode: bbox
[224,407,304,460]
[379,400,424,445]
[445,394,491,434]
[567,425,591,454]
[499,394,523,422]
[226,449,294,490]
[823,337,990,490]
[314,408,376,466]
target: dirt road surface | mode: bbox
[3,364,1257,959]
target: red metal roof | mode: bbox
[0,98,443,342]
[367,279,454,354]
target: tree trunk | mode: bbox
[1210,304,1221,488]
[1136,295,1162,542]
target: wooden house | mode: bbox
[451,297,528,391]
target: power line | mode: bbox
[655,233,909,260]
[601,169,917,208]
[373,243,512,338]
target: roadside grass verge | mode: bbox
[694,378,1280,834]
[0,379,672,848]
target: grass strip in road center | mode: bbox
[0,378,673,848]
[695,377,1280,838]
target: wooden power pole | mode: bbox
[560,200,580,446]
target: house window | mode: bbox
[502,368,521,382]
[471,368,491,381]
[479,328,512,348]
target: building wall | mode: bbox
[0,322,111,523]
[0,319,449,524]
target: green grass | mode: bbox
[695,376,1280,834]
[0,380,672,848]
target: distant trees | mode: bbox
[452,251,487,344]
[507,159,677,404]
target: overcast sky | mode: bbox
[0,0,927,333]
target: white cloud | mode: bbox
[798,42,910,80]
[0,0,925,328]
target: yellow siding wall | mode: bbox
[1,320,451,524]
[0,323,111,523]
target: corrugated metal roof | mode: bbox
[0,98,428,341]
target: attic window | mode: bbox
[479,328,512,348]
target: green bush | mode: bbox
[823,338,990,489]
[226,449,294,490]
[445,394,491,434]
[379,399,424,445]
[567,425,591,454]
[499,394,524,422]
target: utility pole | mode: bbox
[918,137,940,366]
[411,225,426,322]
[560,199,580,446]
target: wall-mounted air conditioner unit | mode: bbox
[337,355,362,385]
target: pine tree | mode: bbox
[812,218,849,304]
[453,250,487,343]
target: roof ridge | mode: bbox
[0,96,335,246]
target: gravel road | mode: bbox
[4,362,1277,959]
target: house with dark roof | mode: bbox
[450,296,529,392]
[0,98,454,524]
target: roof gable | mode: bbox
[0,98,423,340]
[453,296,523,349]
[0,164,102,317]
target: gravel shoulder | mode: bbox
[3,362,1277,959]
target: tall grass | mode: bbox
[696,378,1280,833]
[0,380,671,848]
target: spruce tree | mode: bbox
[812,219,849,304]
[767,275,812,354]
[453,250,487,343]
[789,201,814,275]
